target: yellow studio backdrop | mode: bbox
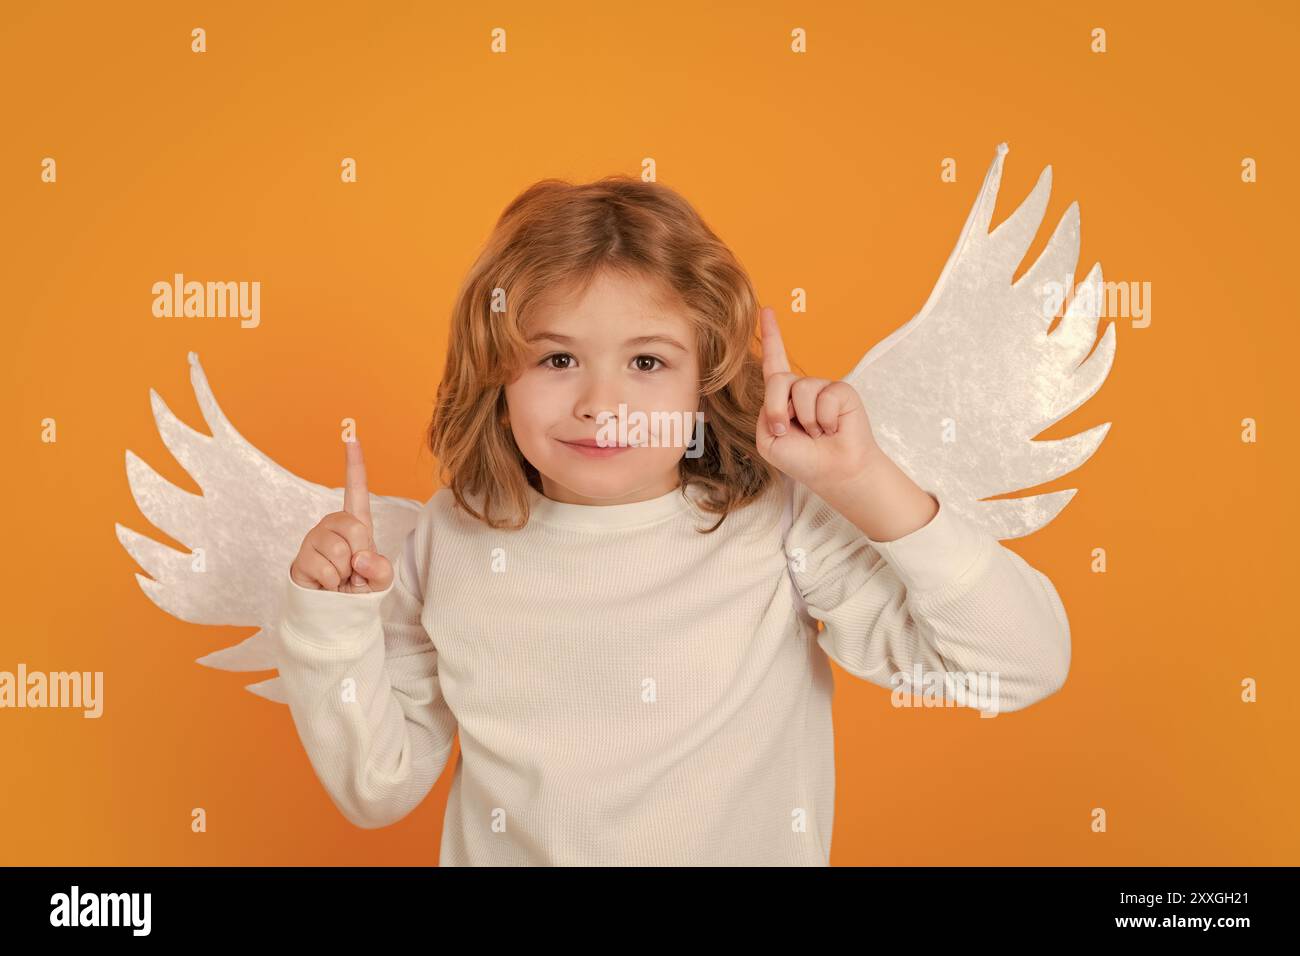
[1,0,1296,865]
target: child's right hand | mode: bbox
[289,439,394,594]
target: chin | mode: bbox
[548,469,635,500]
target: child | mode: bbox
[276,176,1071,866]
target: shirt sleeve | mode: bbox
[274,513,458,828]
[784,480,1071,715]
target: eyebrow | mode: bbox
[526,331,689,352]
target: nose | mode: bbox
[574,367,625,425]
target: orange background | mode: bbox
[2,0,1296,865]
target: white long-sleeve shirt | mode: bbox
[274,474,1070,865]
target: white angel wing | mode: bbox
[845,142,1115,540]
[114,351,424,703]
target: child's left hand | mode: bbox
[754,307,885,493]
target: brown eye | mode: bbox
[541,353,574,370]
[633,355,664,372]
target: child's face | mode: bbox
[505,269,701,507]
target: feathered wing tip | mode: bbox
[194,629,278,671]
[117,352,425,703]
[243,676,288,704]
[846,142,1115,540]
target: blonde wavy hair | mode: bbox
[427,174,782,533]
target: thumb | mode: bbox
[351,549,393,592]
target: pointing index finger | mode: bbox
[760,306,790,378]
[343,438,372,530]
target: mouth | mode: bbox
[555,437,636,458]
